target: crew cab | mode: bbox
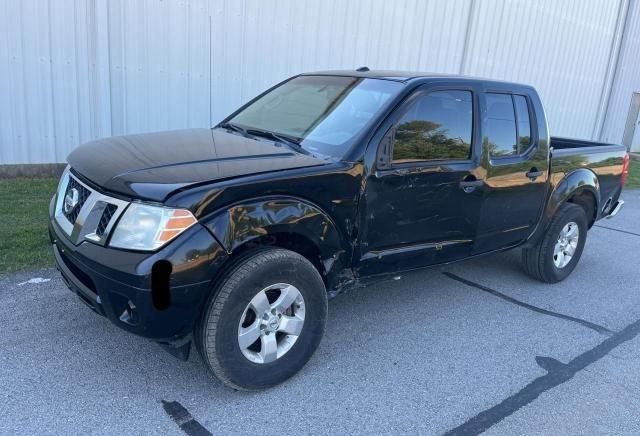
[49,70,630,390]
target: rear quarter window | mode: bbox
[513,95,532,153]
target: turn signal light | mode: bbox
[621,153,630,187]
[158,210,197,243]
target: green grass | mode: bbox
[627,154,640,189]
[0,178,58,274]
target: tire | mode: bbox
[196,248,327,390]
[522,203,588,283]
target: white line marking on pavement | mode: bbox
[17,278,51,286]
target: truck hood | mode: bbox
[67,128,328,201]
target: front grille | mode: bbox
[96,203,118,237]
[63,176,91,224]
[54,168,129,245]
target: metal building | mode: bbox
[2,0,640,165]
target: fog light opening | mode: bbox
[151,260,172,311]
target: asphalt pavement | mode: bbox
[2,190,640,435]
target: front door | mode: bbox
[358,85,485,277]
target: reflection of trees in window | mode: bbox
[393,120,470,161]
[486,136,531,158]
[486,139,517,157]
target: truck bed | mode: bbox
[550,136,627,220]
[550,136,625,151]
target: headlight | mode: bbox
[109,203,197,251]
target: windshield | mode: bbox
[227,75,403,160]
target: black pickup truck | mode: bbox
[50,70,630,390]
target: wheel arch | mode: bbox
[566,189,598,228]
[547,168,600,227]
[202,196,351,291]
[526,168,600,247]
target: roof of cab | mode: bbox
[302,69,531,88]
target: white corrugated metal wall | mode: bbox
[1,0,638,164]
[602,0,640,146]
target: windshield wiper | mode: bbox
[245,128,311,156]
[219,123,312,156]
[218,122,248,136]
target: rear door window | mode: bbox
[485,93,517,158]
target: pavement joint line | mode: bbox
[161,400,213,436]
[443,315,640,435]
[594,224,640,237]
[442,272,614,335]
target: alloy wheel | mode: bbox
[237,283,306,364]
[553,221,579,268]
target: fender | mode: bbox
[202,196,350,289]
[526,168,600,246]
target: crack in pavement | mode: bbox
[161,400,212,436]
[594,224,640,237]
[444,316,640,435]
[442,272,613,335]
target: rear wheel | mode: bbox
[522,203,588,283]
[196,248,327,390]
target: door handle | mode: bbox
[526,168,543,181]
[459,179,484,193]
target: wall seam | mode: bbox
[208,13,212,126]
[459,0,477,75]
[593,0,631,141]
[47,0,58,162]
[105,0,114,137]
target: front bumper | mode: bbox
[49,214,228,342]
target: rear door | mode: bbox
[472,90,549,253]
[358,83,485,276]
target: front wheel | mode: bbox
[522,202,588,283]
[196,248,328,390]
